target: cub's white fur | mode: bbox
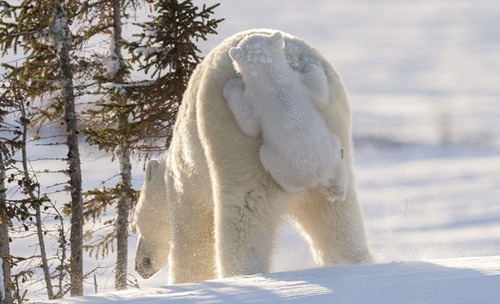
[134,29,372,285]
[223,32,348,200]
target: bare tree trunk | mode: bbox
[0,225,8,304]
[112,0,132,291]
[17,95,54,299]
[115,144,131,291]
[54,0,83,296]
[34,208,53,299]
[54,205,67,298]
[0,155,12,304]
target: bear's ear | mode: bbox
[229,47,243,62]
[145,159,160,182]
[269,32,285,50]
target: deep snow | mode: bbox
[4,0,500,302]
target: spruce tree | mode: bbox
[78,0,147,290]
[126,0,224,148]
[0,0,87,296]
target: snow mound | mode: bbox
[37,256,500,303]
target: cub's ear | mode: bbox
[269,32,285,50]
[229,47,243,62]
[145,159,160,182]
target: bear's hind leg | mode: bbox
[292,188,372,266]
[215,182,286,278]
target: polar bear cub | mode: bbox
[223,31,348,200]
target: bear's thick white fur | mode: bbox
[223,32,348,200]
[134,29,372,284]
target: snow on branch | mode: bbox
[35,11,70,52]
[103,81,156,95]
[134,47,169,57]
[100,36,121,77]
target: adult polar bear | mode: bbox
[135,29,372,284]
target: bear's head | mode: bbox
[135,158,170,279]
[229,31,285,76]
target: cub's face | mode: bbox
[229,32,285,75]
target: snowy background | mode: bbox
[4,0,499,302]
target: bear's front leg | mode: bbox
[168,201,217,284]
[300,57,330,110]
[223,77,261,138]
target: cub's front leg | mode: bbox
[223,78,260,138]
[300,57,330,110]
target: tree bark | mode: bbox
[112,0,131,291]
[54,0,83,296]
[0,155,11,304]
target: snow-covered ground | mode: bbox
[7,0,500,302]
[34,256,500,303]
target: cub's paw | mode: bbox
[319,156,348,202]
[299,56,324,73]
[223,77,245,100]
[320,179,347,202]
